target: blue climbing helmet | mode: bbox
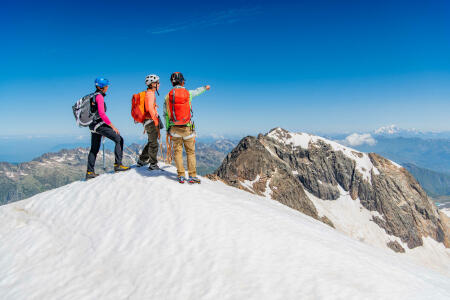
[95,77,109,88]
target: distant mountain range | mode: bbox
[328,125,450,175]
[373,125,450,139]
[341,136,450,175]
[1,134,449,206]
[403,163,450,200]
[0,140,236,205]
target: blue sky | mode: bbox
[1,0,450,138]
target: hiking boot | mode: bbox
[85,171,99,181]
[148,163,161,171]
[188,176,201,184]
[137,160,147,167]
[114,164,130,172]
[178,176,186,184]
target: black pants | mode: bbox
[87,124,124,172]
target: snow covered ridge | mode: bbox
[266,127,398,182]
[1,166,450,299]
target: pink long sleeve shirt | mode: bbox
[95,94,111,125]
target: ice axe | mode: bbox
[102,136,106,171]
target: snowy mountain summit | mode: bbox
[212,128,450,274]
[0,165,449,299]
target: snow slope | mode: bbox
[305,187,450,275]
[1,165,449,300]
[442,208,450,217]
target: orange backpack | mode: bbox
[168,87,192,125]
[131,91,147,123]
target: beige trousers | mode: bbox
[170,126,196,177]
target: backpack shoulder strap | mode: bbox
[140,91,147,112]
[91,92,100,103]
[172,88,177,122]
[90,92,103,113]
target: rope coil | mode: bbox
[165,134,174,164]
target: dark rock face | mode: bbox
[387,241,405,253]
[368,154,449,249]
[214,136,324,223]
[212,128,449,250]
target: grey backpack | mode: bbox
[72,92,99,127]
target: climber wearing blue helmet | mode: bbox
[86,77,129,180]
[95,77,110,88]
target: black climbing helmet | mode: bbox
[170,72,185,86]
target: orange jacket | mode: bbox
[144,90,159,126]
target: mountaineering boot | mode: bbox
[148,163,161,171]
[178,176,186,184]
[137,159,147,167]
[188,176,201,184]
[85,171,99,181]
[114,164,130,172]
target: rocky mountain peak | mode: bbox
[212,128,449,255]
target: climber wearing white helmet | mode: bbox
[135,74,163,170]
[145,74,160,89]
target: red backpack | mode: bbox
[168,87,192,125]
[131,91,147,123]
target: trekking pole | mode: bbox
[102,137,106,171]
[159,138,165,162]
[165,133,173,164]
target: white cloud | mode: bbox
[342,133,377,147]
[148,7,262,35]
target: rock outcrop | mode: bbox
[211,128,450,251]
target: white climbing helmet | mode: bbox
[145,74,160,86]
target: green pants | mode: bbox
[139,122,159,165]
